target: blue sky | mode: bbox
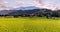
[0,0,60,10]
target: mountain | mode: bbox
[7,8,53,16]
[13,6,40,10]
[0,6,40,15]
[0,10,16,15]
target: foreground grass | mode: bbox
[0,17,60,32]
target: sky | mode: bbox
[0,0,60,10]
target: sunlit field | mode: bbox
[0,17,60,32]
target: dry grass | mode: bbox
[0,17,60,32]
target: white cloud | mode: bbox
[0,0,60,10]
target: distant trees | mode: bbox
[0,8,60,18]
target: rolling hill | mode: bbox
[0,6,40,15]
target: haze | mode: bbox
[0,0,60,10]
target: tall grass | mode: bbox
[0,17,60,32]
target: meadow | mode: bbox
[0,17,60,32]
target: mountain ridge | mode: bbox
[0,6,40,15]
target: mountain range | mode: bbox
[13,6,40,10]
[0,6,40,15]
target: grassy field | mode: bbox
[0,17,60,32]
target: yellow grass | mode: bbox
[0,17,60,32]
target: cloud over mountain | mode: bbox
[0,0,60,10]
